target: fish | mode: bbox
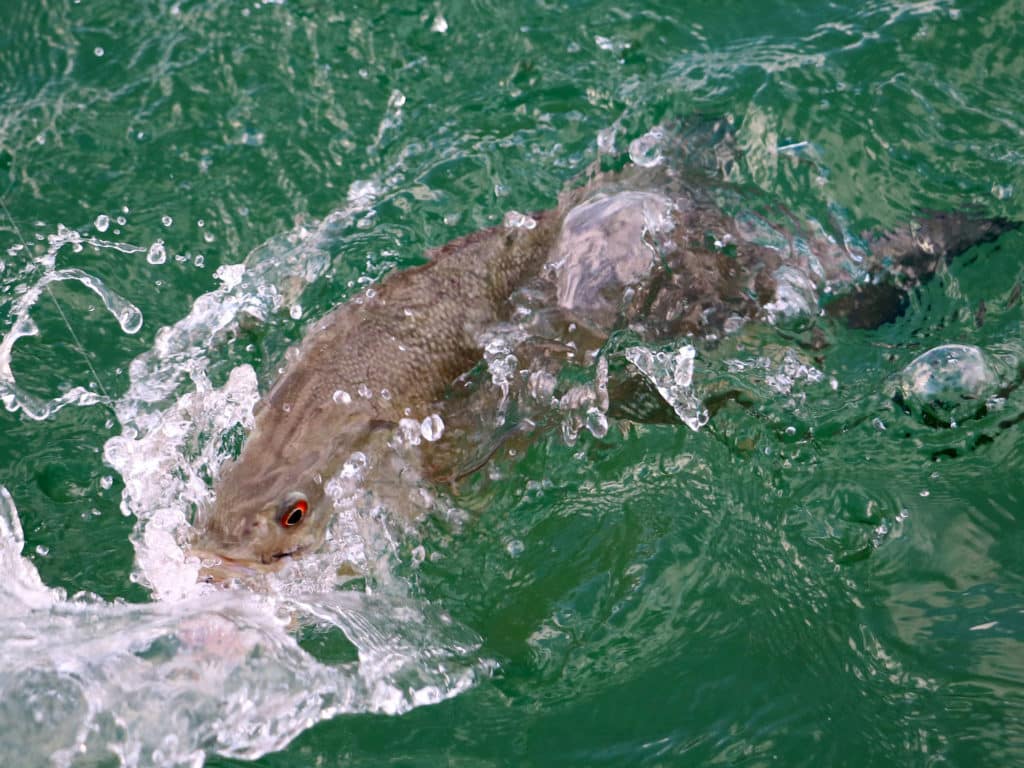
[192,155,1017,575]
[193,198,577,573]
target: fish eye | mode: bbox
[278,495,308,528]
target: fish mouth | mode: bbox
[268,547,304,563]
[190,546,304,583]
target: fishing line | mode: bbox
[0,194,112,402]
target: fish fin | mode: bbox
[825,212,1019,330]
[824,278,909,330]
[868,211,1019,281]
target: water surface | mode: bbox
[1,1,1022,765]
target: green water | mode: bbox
[2,0,1023,765]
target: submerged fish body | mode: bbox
[194,159,1016,572]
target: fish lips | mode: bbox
[190,543,306,583]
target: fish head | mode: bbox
[191,453,333,575]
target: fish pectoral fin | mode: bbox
[423,420,538,492]
[824,278,909,330]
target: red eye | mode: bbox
[279,497,308,528]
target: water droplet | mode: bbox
[161,215,173,227]
[628,128,665,168]
[503,210,537,230]
[289,304,302,320]
[528,370,556,401]
[398,418,422,446]
[430,15,448,33]
[595,35,629,52]
[584,406,608,439]
[95,214,110,232]
[119,307,143,335]
[100,475,113,490]
[597,125,617,153]
[380,388,391,400]
[420,414,445,442]
[340,451,368,479]
[991,184,1013,200]
[332,389,351,404]
[35,545,49,556]
[147,241,167,265]
[357,383,373,399]
[94,47,104,57]
[282,403,291,413]
[506,539,525,557]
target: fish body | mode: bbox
[195,163,1016,571]
[197,207,570,567]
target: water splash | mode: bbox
[0,180,498,766]
[625,344,708,431]
[553,190,676,334]
[0,225,144,420]
[558,355,611,444]
[0,486,486,767]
